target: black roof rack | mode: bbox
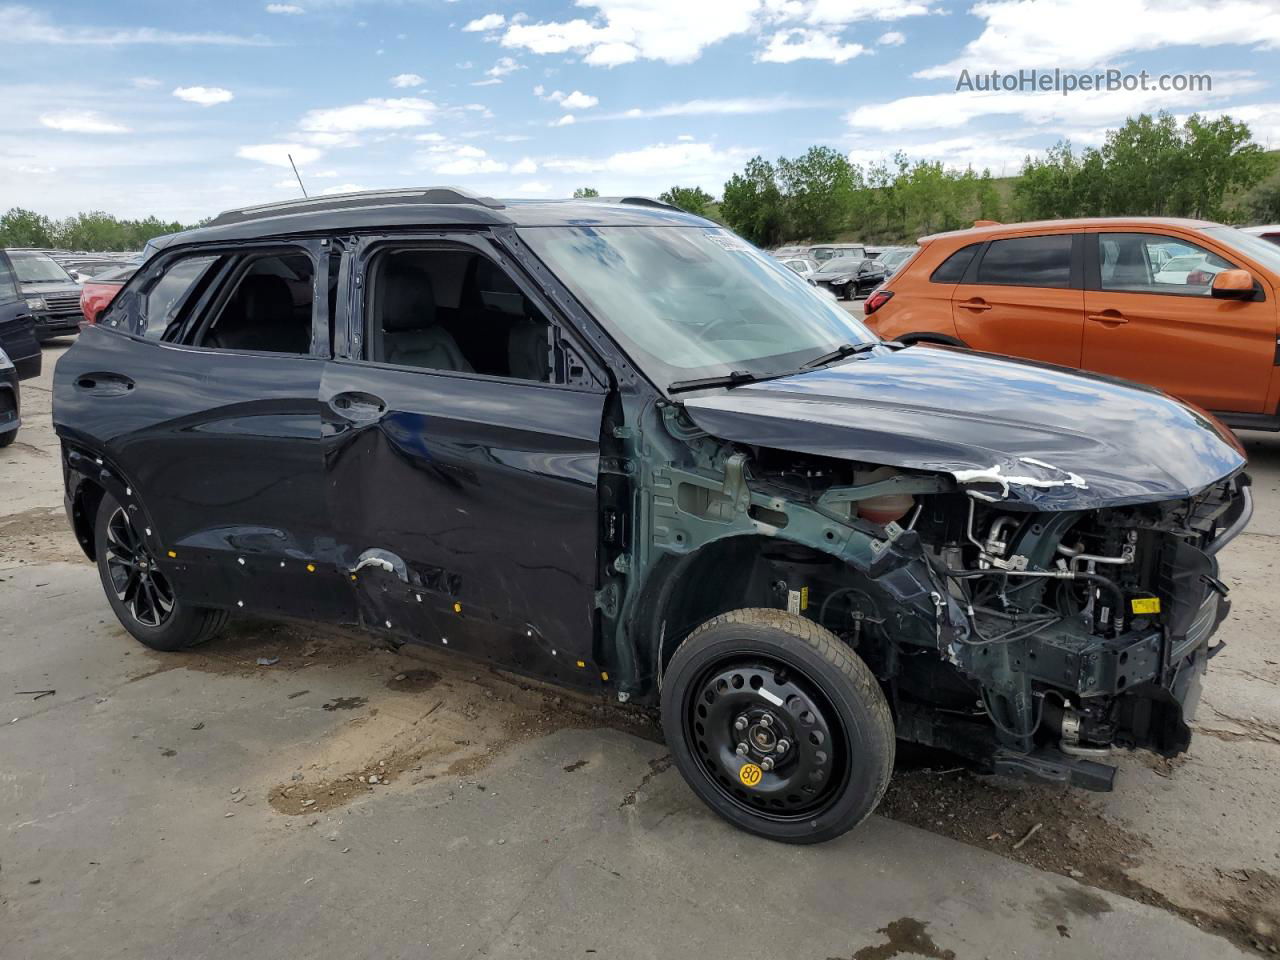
[207,186,506,228]
[611,196,681,212]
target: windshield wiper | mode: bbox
[667,370,762,394]
[801,341,878,369]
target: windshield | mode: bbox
[10,252,73,283]
[518,226,877,388]
[1206,226,1280,274]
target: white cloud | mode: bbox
[299,97,437,132]
[172,86,234,106]
[236,143,324,167]
[390,73,424,88]
[916,0,1280,79]
[607,94,828,119]
[560,90,599,110]
[804,0,932,24]
[847,73,1264,131]
[6,4,274,45]
[463,13,506,31]
[584,41,639,66]
[878,30,905,45]
[429,146,508,175]
[485,56,522,81]
[543,140,751,186]
[516,180,552,194]
[677,133,695,141]
[1192,101,1280,149]
[553,114,576,126]
[39,111,129,134]
[759,28,864,62]
[413,131,447,142]
[511,157,538,174]
[131,76,162,89]
[265,3,303,13]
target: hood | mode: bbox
[681,344,1246,510]
[20,281,80,297]
[813,264,859,278]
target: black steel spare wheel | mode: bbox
[661,608,894,844]
[94,492,228,651]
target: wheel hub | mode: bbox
[687,659,844,818]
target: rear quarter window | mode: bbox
[930,243,981,283]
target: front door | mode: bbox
[53,240,343,620]
[951,232,1084,367]
[320,234,610,688]
[1082,231,1277,413]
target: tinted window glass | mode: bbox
[1097,233,1236,296]
[976,235,1072,288]
[144,256,217,339]
[368,248,552,382]
[930,243,980,283]
[194,252,313,354]
[0,256,20,302]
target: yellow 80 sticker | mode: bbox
[738,763,763,787]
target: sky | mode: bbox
[2,0,1279,222]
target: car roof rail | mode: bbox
[612,196,682,212]
[206,186,506,227]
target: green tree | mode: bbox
[658,185,713,216]
[720,156,786,247]
[572,187,600,198]
[1175,114,1268,219]
[776,145,856,241]
[0,207,55,247]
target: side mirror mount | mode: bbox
[1211,269,1256,300]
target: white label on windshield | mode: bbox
[704,231,749,252]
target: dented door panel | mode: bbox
[320,359,608,687]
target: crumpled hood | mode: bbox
[681,345,1246,510]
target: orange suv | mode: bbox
[862,218,1280,429]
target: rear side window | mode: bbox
[930,243,980,283]
[192,251,315,355]
[143,255,217,339]
[976,235,1073,288]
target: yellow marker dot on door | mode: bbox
[166,551,176,558]
[306,564,316,573]
[453,602,462,614]
[576,660,586,668]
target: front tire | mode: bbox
[661,608,894,844]
[94,493,228,651]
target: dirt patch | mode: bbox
[879,757,1280,954]
[386,668,440,693]
[619,754,673,807]
[148,620,383,677]
[0,505,88,566]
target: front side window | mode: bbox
[366,247,553,382]
[1097,233,1236,296]
[976,234,1073,288]
[518,226,876,388]
[143,255,217,339]
[190,251,314,354]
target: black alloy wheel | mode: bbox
[103,505,175,627]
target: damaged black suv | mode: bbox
[53,189,1251,843]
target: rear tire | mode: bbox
[0,429,14,448]
[94,492,228,651]
[661,608,894,844]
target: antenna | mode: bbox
[288,153,308,198]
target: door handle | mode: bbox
[74,373,134,396]
[1087,310,1128,325]
[328,391,386,422]
[958,298,991,312]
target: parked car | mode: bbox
[56,257,135,282]
[80,264,138,325]
[1241,224,1280,247]
[874,246,919,276]
[862,217,1280,430]
[0,346,18,448]
[0,249,41,382]
[809,243,865,263]
[810,256,887,299]
[53,189,1250,844]
[779,257,820,279]
[6,249,84,340]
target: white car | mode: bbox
[780,257,820,278]
[1152,255,1226,286]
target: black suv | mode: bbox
[7,249,84,340]
[52,189,1250,843]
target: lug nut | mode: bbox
[775,739,790,753]
[736,743,749,756]
[734,716,748,731]
[760,757,774,771]
[760,715,773,728]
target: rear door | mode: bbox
[0,252,39,380]
[1082,231,1276,413]
[320,232,610,688]
[54,239,345,620]
[951,232,1085,367]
